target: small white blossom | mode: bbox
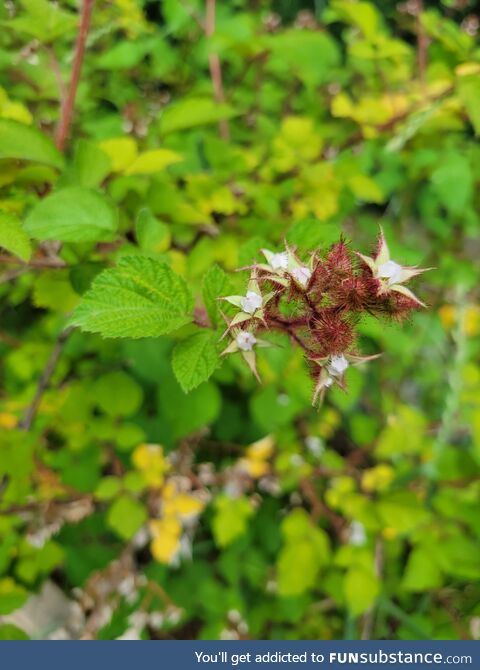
[291,266,312,287]
[236,331,257,352]
[377,259,403,285]
[269,251,288,270]
[349,521,367,546]
[241,290,263,314]
[328,354,349,377]
[305,436,324,457]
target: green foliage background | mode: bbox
[0,0,479,640]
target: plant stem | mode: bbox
[55,0,95,152]
[19,327,73,431]
[0,254,67,268]
[205,0,229,141]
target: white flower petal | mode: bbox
[269,251,288,270]
[328,354,349,376]
[241,290,263,314]
[291,266,312,287]
[378,260,403,285]
[236,331,257,352]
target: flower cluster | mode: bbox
[221,230,430,405]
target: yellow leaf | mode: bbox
[165,493,205,518]
[132,444,169,487]
[349,174,384,204]
[331,92,354,118]
[456,62,480,77]
[362,464,394,492]
[382,527,398,540]
[239,458,270,478]
[0,412,17,429]
[438,304,455,330]
[246,435,274,461]
[149,517,182,564]
[99,137,138,172]
[439,304,480,336]
[125,149,182,175]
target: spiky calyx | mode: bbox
[221,232,430,405]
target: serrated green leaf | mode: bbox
[24,187,118,242]
[0,212,32,261]
[69,256,194,338]
[172,331,220,392]
[202,264,231,327]
[0,119,64,169]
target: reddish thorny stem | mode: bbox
[55,0,95,152]
[221,230,430,405]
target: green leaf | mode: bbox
[159,97,238,135]
[0,212,32,261]
[73,139,112,188]
[95,477,122,501]
[24,187,118,242]
[457,73,480,136]
[431,153,473,216]
[202,264,231,327]
[276,509,331,597]
[344,566,380,616]
[0,624,29,640]
[0,119,64,169]
[0,578,28,615]
[125,148,182,175]
[267,30,340,87]
[92,371,144,417]
[402,547,443,592]
[331,0,383,40]
[212,496,254,547]
[156,370,222,441]
[32,270,79,312]
[135,208,171,253]
[106,495,147,541]
[70,256,194,338]
[172,331,220,392]
[349,174,385,204]
[1,0,77,43]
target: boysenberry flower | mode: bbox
[311,352,381,405]
[261,249,289,271]
[357,228,430,307]
[221,328,271,380]
[291,265,312,287]
[236,330,257,351]
[241,291,262,315]
[222,272,274,332]
[327,354,349,377]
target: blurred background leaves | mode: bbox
[0,0,479,641]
